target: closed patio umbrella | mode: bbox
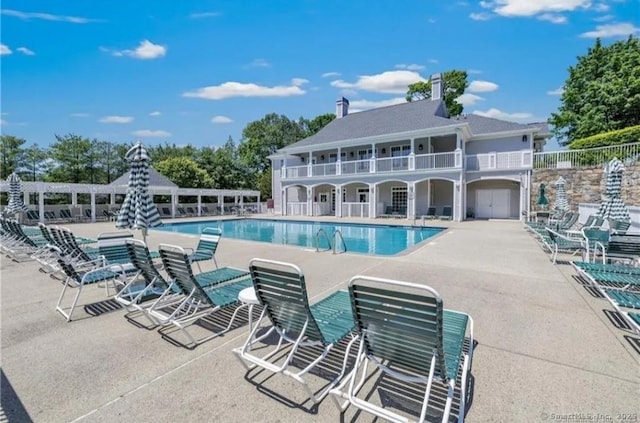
[536,183,549,209]
[5,172,29,216]
[115,142,162,242]
[596,157,630,222]
[553,176,569,213]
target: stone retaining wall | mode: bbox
[530,163,640,211]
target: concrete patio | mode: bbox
[1,218,638,422]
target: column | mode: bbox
[110,192,116,205]
[308,152,312,177]
[336,147,342,176]
[257,193,261,213]
[426,180,431,209]
[240,195,244,212]
[90,191,96,223]
[171,191,177,218]
[408,182,416,220]
[369,184,377,218]
[452,182,459,222]
[23,191,29,206]
[218,195,224,215]
[336,185,342,218]
[71,192,77,206]
[307,187,313,216]
[282,188,287,216]
[197,195,202,216]
[38,189,45,224]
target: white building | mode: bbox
[270,73,551,222]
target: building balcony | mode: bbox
[465,150,533,171]
[282,151,462,180]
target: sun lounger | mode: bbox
[609,220,631,235]
[439,205,453,220]
[233,258,357,404]
[186,227,221,271]
[544,228,586,264]
[422,206,437,220]
[150,244,252,348]
[330,276,474,423]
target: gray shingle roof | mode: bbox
[286,99,454,149]
[281,99,539,152]
[109,167,178,188]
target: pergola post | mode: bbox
[171,190,177,218]
[90,191,96,223]
[71,192,77,206]
[38,185,45,224]
[197,194,202,216]
[218,195,224,215]
[257,193,261,213]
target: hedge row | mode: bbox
[569,125,640,149]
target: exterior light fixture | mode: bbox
[418,144,424,151]
[522,135,528,143]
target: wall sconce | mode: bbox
[321,155,325,160]
[418,144,424,151]
[350,152,354,157]
[301,156,305,163]
[522,135,528,143]
[381,148,386,154]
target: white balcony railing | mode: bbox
[342,202,369,218]
[415,152,456,170]
[377,156,409,172]
[311,163,337,177]
[285,166,308,179]
[341,160,371,175]
[287,202,307,216]
[466,150,533,171]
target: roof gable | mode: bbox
[109,167,178,188]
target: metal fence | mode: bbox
[533,142,640,169]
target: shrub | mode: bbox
[569,125,640,149]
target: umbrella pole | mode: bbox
[141,227,148,244]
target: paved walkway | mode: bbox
[1,218,638,422]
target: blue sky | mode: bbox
[1,1,639,151]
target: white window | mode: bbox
[391,145,411,157]
[319,193,328,202]
[391,186,407,212]
[329,153,338,163]
[340,152,346,161]
[357,187,369,203]
[358,149,373,160]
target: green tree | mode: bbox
[405,70,469,116]
[549,36,640,145]
[96,141,131,183]
[238,113,308,173]
[304,113,336,136]
[257,170,272,199]
[48,134,93,183]
[0,135,26,178]
[148,142,197,163]
[155,156,213,188]
[20,143,48,181]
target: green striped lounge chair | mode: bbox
[545,228,586,264]
[329,276,474,423]
[151,244,252,349]
[187,227,221,271]
[609,220,631,235]
[602,290,640,335]
[55,254,125,322]
[233,259,358,404]
[571,261,640,291]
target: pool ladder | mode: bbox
[314,229,347,254]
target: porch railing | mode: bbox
[287,202,307,216]
[533,142,640,169]
[341,160,370,175]
[415,151,456,170]
[342,202,369,218]
[377,156,409,172]
[311,163,336,177]
[466,150,533,171]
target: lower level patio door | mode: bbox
[476,189,510,219]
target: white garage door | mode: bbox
[476,189,511,219]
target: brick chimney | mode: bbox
[430,73,442,101]
[336,97,349,118]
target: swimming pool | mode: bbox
[155,219,445,255]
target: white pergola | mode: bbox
[0,180,261,223]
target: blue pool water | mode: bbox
[155,219,445,255]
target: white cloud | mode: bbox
[547,87,564,96]
[330,70,426,94]
[211,115,233,124]
[132,129,171,138]
[0,119,6,126]
[322,72,341,78]
[428,59,439,64]
[395,63,425,71]
[470,12,492,20]
[99,115,134,123]
[246,58,270,68]
[348,97,407,111]
[70,113,90,117]
[593,3,610,12]
[468,69,483,74]
[468,80,499,93]
[537,13,567,23]
[593,14,614,22]
[1,9,99,23]
[456,93,485,107]
[0,44,11,55]
[149,111,162,116]
[189,11,220,19]
[473,108,533,122]
[183,78,308,100]
[102,40,166,59]
[16,47,35,55]
[482,0,592,17]
[340,89,359,97]
[580,22,640,38]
